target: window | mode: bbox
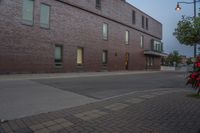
[161,43,163,52]
[22,0,34,25]
[147,56,154,67]
[140,35,144,48]
[142,16,145,28]
[157,44,160,51]
[147,57,150,67]
[132,10,136,24]
[146,18,148,30]
[152,40,163,52]
[102,50,108,65]
[103,23,108,40]
[125,30,129,45]
[154,43,157,51]
[150,57,154,66]
[96,0,101,9]
[77,47,84,65]
[40,4,50,28]
[54,45,63,66]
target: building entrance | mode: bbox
[125,52,129,70]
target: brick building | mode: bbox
[0,0,165,74]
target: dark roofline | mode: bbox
[56,0,162,40]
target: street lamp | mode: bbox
[175,3,182,11]
[175,0,200,58]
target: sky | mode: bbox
[126,0,199,57]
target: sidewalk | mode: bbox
[1,89,199,133]
[0,71,161,81]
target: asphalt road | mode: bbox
[0,71,190,120]
[34,71,188,99]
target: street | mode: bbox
[0,71,188,120]
[33,71,187,99]
[1,71,200,133]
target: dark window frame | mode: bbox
[132,10,136,24]
[151,40,163,52]
[22,0,35,26]
[102,50,108,65]
[147,56,154,67]
[150,56,154,66]
[103,23,108,40]
[125,30,130,45]
[142,16,145,29]
[77,47,84,66]
[146,17,148,30]
[140,35,144,48]
[96,0,101,9]
[54,45,63,67]
[40,3,51,29]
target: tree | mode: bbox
[173,12,200,46]
[165,50,182,66]
[186,57,193,65]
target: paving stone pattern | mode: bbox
[74,110,107,121]
[0,89,200,133]
[125,98,145,104]
[104,103,129,111]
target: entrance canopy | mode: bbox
[144,50,168,57]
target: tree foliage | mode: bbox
[186,57,193,65]
[173,12,200,46]
[165,50,182,66]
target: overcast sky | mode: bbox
[127,0,199,57]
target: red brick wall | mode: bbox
[0,0,162,74]
[60,0,162,39]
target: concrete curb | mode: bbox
[0,71,161,81]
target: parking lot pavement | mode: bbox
[1,89,200,133]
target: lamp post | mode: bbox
[175,0,200,58]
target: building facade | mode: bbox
[0,0,165,74]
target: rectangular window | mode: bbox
[156,44,159,51]
[102,50,108,65]
[153,43,157,51]
[147,56,154,67]
[140,35,144,48]
[147,57,150,67]
[40,3,50,28]
[142,16,145,28]
[103,23,108,40]
[22,0,34,25]
[150,57,154,66]
[54,45,63,66]
[96,0,101,9]
[77,47,84,65]
[152,40,162,52]
[125,30,129,45]
[146,18,148,30]
[161,43,163,52]
[132,10,136,24]
[158,44,161,51]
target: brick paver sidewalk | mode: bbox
[0,89,200,133]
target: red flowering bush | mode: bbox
[186,57,200,95]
